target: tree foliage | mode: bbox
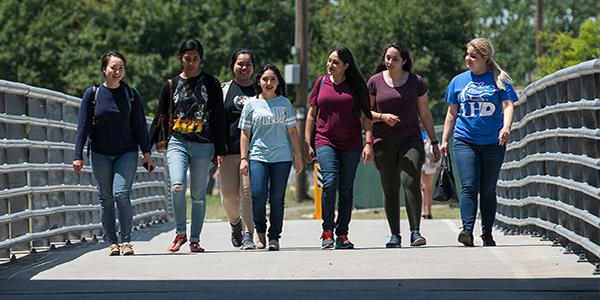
[0,0,293,114]
[474,0,600,86]
[535,17,600,77]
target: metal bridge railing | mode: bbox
[0,80,171,260]
[496,59,600,267]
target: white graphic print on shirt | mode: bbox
[459,81,497,118]
[253,106,287,126]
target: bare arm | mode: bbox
[304,104,317,161]
[440,104,459,154]
[239,129,251,176]
[361,111,373,164]
[288,127,304,174]
[498,100,514,145]
[416,92,440,162]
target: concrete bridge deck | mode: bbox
[1,219,598,299]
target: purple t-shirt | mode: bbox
[367,72,427,143]
[308,75,362,150]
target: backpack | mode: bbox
[90,83,137,125]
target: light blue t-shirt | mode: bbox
[445,70,518,145]
[239,95,297,163]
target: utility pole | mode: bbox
[294,0,309,202]
[536,0,543,59]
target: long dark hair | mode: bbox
[331,46,372,120]
[374,41,412,74]
[255,64,286,97]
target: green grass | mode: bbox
[195,186,460,221]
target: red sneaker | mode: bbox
[168,234,187,252]
[189,241,205,253]
[320,230,334,249]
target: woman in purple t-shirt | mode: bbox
[304,46,373,250]
[367,41,440,248]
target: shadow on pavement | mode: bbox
[0,221,175,280]
[0,278,598,299]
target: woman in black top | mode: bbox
[150,39,227,253]
[219,49,258,249]
[73,51,155,256]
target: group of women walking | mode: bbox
[73,37,517,255]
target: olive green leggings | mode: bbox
[374,139,425,234]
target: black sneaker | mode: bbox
[458,229,474,247]
[335,235,354,249]
[410,231,427,246]
[481,231,496,246]
[231,222,243,248]
[385,234,402,248]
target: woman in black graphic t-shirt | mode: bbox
[149,39,226,253]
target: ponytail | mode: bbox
[489,58,512,91]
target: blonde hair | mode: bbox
[467,38,512,90]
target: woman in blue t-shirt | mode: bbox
[239,64,303,251]
[440,38,518,247]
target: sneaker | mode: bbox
[268,239,279,251]
[410,231,427,246]
[189,241,205,253]
[458,229,474,247]
[385,234,402,248]
[241,233,256,250]
[256,232,266,249]
[231,222,243,248]
[168,234,188,252]
[335,235,354,249]
[108,243,120,256]
[422,214,433,219]
[121,242,134,255]
[320,230,334,249]
[481,230,496,246]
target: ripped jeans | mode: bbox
[166,133,215,243]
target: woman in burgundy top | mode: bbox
[305,46,373,250]
[368,41,440,248]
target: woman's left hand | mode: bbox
[217,155,225,166]
[432,144,441,162]
[141,153,156,172]
[498,127,511,145]
[362,144,373,164]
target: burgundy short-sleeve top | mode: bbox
[308,75,363,150]
[367,72,427,143]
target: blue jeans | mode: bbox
[316,145,360,236]
[453,138,505,232]
[249,160,292,240]
[167,134,215,243]
[91,151,138,244]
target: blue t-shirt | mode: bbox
[445,70,518,145]
[239,96,296,163]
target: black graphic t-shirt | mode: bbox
[150,72,226,156]
[223,80,256,154]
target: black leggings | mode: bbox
[374,139,425,234]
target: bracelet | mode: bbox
[430,140,439,145]
[365,141,373,145]
[240,157,249,161]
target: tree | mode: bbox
[535,17,600,77]
[474,0,600,86]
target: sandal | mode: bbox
[168,234,187,252]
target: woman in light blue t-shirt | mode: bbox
[441,38,518,248]
[239,64,303,251]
